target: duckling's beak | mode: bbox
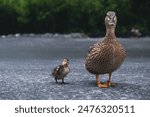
[62,60,69,66]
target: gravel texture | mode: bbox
[0,36,150,100]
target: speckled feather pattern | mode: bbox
[85,37,126,75]
[52,65,69,80]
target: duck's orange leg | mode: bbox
[107,73,116,87]
[96,75,109,88]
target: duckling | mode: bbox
[52,59,70,83]
[131,26,141,38]
[85,11,126,88]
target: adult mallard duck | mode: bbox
[85,11,126,88]
[52,59,70,83]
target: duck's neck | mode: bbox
[105,26,116,39]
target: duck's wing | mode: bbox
[87,42,101,54]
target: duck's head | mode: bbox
[105,11,117,28]
[62,58,69,66]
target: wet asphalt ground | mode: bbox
[0,36,150,100]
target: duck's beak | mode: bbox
[108,21,115,26]
[109,23,115,25]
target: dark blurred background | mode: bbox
[0,0,150,37]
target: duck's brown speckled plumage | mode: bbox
[85,37,125,75]
[85,11,126,88]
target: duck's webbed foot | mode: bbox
[96,75,109,88]
[107,81,117,87]
[97,82,109,88]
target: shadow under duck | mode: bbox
[52,59,70,83]
[85,11,126,88]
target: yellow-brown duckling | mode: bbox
[52,59,70,83]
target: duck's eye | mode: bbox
[107,17,110,21]
[113,17,116,21]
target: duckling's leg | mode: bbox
[107,73,116,87]
[96,75,109,88]
[55,78,58,83]
[62,78,64,84]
